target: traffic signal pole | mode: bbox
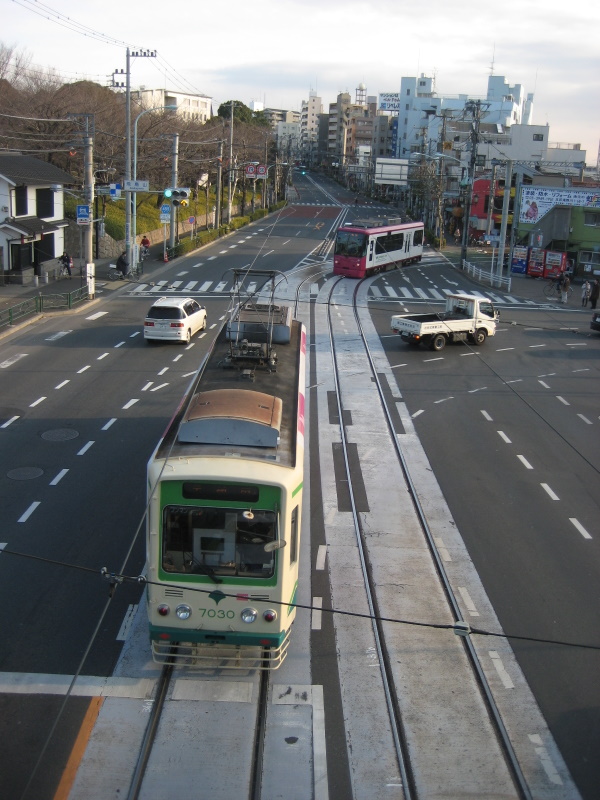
[169,133,179,249]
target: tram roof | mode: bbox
[155,319,302,468]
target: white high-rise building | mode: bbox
[300,90,323,166]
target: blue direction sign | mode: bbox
[76,204,91,225]
[160,204,171,214]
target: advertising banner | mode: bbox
[520,187,600,223]
[379,92,400,112]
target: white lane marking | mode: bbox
[199,281,212,291]
[468,387,487,393]
[55,380,70,389]
[77,365,91,374]
[506,378,522,384]
[142,382,153,391]
[158,367,169,375]
[565,343,587,347]
[577,414,592,424]
[177,271,188,276]
[315,545,327,570]
[116,604,138,641]
[262,250,275,257]
[102,418,117,431]
[18,501,41,522]
[130,331,141,338]
[498,431,512,443]
[0,354,28,368]
[77,441,95,456]
[312,597,323,630]
[556,396,570,406]
[191,262,203,268]
[30,397,46,407]
[528,734,563,785]
[312,685,329,800]
[123,399,139,409]
[517,455,534,469]
[434,537,452,561]
[115,342,126,348]
[86,312,108,320]
[538,380,550,389]
[458,587,480,617]
[45,331,72,341]
[489,650,514,688]
[172,354,183,362]
[495,347,515,352]
[49,469,69,486]
[0,672,155,699]
[97,353,110,360]
[390,363,407,369]
[150,383,169,392]
[569,518,592,539]
[411,409,424,418]
[1,416,20,428]
[541,483,560,500]
[182,371,196,378]
[481,410,493,421]
[529,344,546,348]
[434,397,454,404]
[424,357,444,363]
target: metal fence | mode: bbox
[461,259,512,292]
[0,286,90,331]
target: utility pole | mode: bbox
[496,160,513,282]
[460,100,486,263]
[227,100,234,223]
[215,140,223,229]
[169,133,179,249]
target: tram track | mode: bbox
[323,275,533,800]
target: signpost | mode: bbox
[76,205,91,225]
[124,179,150,191]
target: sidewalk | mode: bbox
[0,247,167,313]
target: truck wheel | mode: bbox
[473,329,487,346]
[431,334,446,351]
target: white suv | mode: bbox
[144,297,207,344]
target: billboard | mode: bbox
[374,158,409,186]
[379,92,400,113]
[520,187,600,223]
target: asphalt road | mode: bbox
[372,259,600,799]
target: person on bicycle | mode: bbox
[116,251,129,277]
[140,235,150,258]
[60,251,72,278]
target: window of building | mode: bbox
[36,188,54,219]
[406,89,410,95]
[583,212,600,227]
[15,185,28,216]
[580,250,600,264]
[533,133,544,141]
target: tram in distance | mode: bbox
[333,217,424,278]
[146,278,306,669]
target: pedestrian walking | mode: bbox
[590,279,600,310]
[581,280,591,307]
[60,251,72,278]
[454,227,461,244]
[561,272,570,304]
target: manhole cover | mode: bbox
[8,467,44,480]
[41,429,79,442]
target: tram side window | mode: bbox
[289,506,298,565]
[162,505,276,578]
[413,229,424,246]
[375,232,404,255]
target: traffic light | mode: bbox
[172,188,191,207]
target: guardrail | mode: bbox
[0,286,90,331]
[461,259,511,292]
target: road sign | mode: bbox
[188,216,195,224]
[245,164,257,178]
[124,180,149,191]
[76,204,90,225]
[256,164,267,179]
[160,214,170,224]
[109,183,122,198]
[160,204,171,214]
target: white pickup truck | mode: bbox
[391,294,499,351]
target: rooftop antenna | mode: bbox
[490,43,496,76]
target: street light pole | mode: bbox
[132,104,176,270]
[227,100,234,224]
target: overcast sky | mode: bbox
[7,0,600,165]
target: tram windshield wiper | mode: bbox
[192,559,222,584]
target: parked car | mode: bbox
[144,297,207,344]
[591,310,600,334]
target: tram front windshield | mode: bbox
[162,506,277,578]
[334,230,367,257]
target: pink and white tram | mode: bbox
[333,218,424,278]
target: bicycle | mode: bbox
[108,263,141,282]
[543,280,573,300]
[57,258,72,278]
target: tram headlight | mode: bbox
[175,604,192,620]
[157,604,170,616]
[263,609,277,623]
[241,607,258,624]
